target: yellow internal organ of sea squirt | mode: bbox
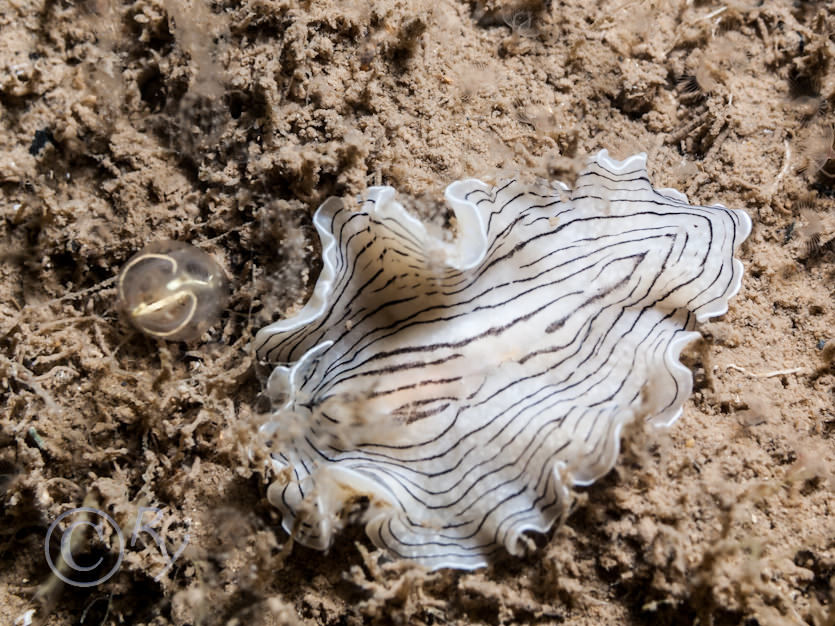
[117,240,229,341]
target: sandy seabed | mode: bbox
[1,0,834,624]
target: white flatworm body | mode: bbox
[254,150,751,570]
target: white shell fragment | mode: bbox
[254,150,751,570]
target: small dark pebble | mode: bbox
[29,128,55,156]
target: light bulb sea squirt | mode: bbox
[117,240,229,341]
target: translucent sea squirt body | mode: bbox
[117,240,229,341]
